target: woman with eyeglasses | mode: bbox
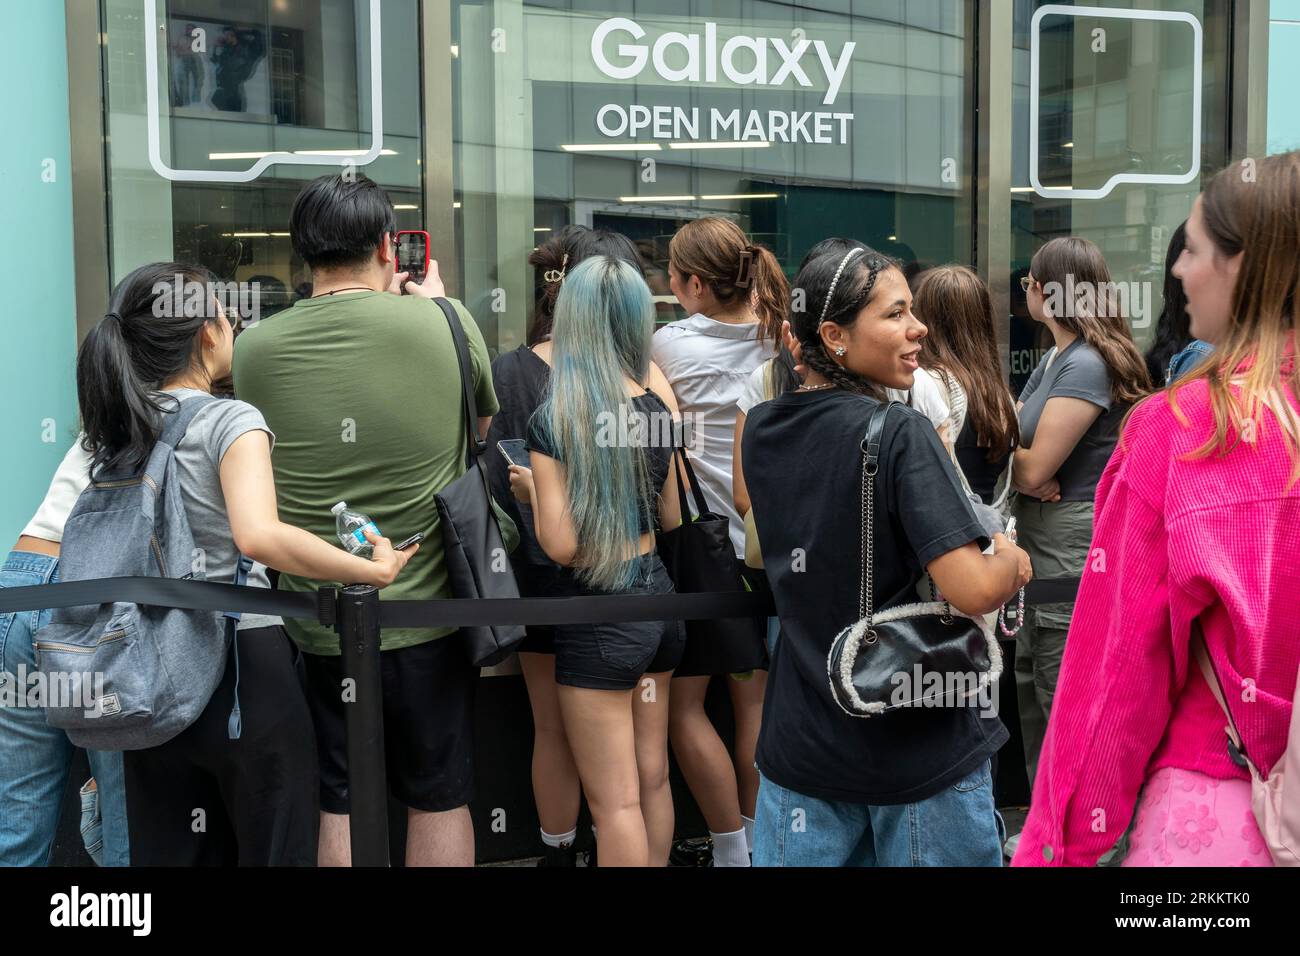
[1011,240,1152,807]
[1014,150,1300,868]
[72,262,415,865]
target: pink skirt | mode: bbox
[1122,766,1273,867]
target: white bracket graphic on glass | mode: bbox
[1030,4,1201,201]
[143,0,385,183]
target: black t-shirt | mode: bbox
[526,391,673,535]
[485,346,556,575]
[743,390,1007,805]
[955,417,1012,506]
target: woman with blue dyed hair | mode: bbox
[509,255,686,867]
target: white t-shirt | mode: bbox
[737,361,771,417]
[22,440,94,542]
[887,366,953,438]
[653,314,776,558]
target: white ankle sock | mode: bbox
[742,815,755,850]
[710,827,751,867]
[541,827,577,849]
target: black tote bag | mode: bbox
[432,298,526,667]
[656,447,768,675]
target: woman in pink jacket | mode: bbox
[1013,151,1300,867]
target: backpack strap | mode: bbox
[141,393,224,520]
[157,393,252,741]
[156,392,220,448]
[223,555,255,742]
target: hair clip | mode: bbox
[734,249,755,289]
[543,253,569,285]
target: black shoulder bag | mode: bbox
[827,401,1003,717]
[432,298,526,667]
[656,442,768,674]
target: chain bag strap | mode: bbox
[827,400,1002,718]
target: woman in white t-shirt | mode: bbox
[653,216,786,867]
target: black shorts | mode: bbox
[552,553,686,690]
[513,563,559,654]
[303,633,478,814]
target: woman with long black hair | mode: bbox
[1144,222,1215,385]
[75,262,413,865]
[742,246,1031,866]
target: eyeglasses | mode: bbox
[1020,276,1037,293]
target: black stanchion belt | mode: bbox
[0,576,1081,628]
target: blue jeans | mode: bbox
[0,552,129,866]
[753,761,1004,867]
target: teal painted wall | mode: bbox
[1271,0,1300,154]
[0,0,79,546]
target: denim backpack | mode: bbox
[34,394,249,751]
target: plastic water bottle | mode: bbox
[332,501,380,558]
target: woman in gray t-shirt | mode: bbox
[74,262,416,865]
[1009,238,1152,814]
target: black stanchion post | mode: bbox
[338,584,389,866]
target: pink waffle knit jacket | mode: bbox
[1012,371,1300,867]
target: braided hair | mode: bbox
[790,246,899,399]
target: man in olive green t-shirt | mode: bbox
[232,174,498,867]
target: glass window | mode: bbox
[449,0,975,355]
[1008,0,1231,391]
[1270,0,1300,155]
[102,0,423,318]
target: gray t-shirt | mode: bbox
[1017,339,1124,502]
[161,388,281,630]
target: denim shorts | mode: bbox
[552,553,685,691]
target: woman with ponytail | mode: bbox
[740,246,1031,866]
[74,262,414,865]
[1011,238,1153,799]
[509,256,686,867]
[654,216,787,867]
[488,227,678,866]
[1014,151,1300,867]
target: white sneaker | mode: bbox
[1003,831,1021,860]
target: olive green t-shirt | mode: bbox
[232,292,499,655]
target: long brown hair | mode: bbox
[1166,151,1300,482]
[913,266,1020,461]
[669,217,787,345]
[1030,237,1153,405]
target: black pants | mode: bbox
[123,625,319,866]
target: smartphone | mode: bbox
[396,230,430,286]
[498,439,531,469]
[1004,516,1017,544]
[395,533,425,552]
